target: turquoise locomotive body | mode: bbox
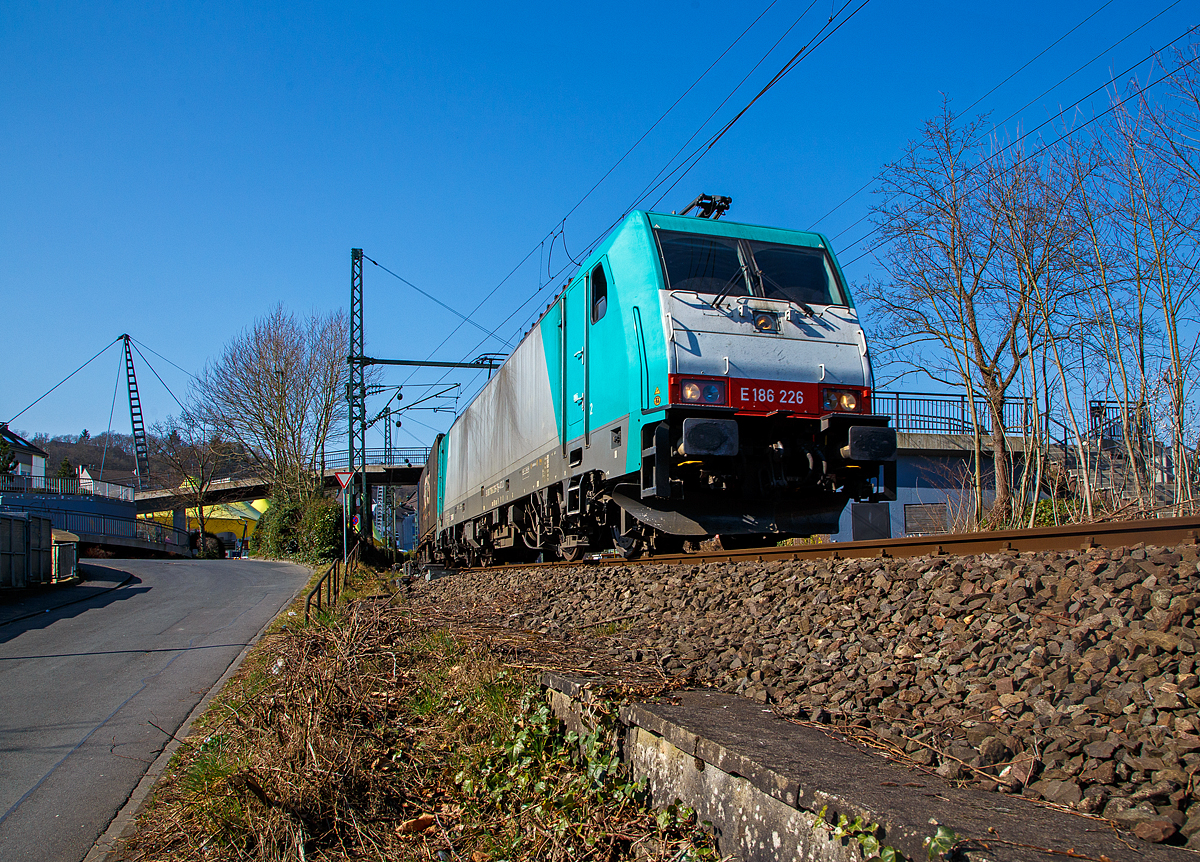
[417,208,896,564]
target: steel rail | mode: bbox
[461,514,1200,571]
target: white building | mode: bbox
[1,425,47,478]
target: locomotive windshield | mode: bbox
[655,229,846,306]
[655,232,751,298]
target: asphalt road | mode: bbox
[0,558,309,862]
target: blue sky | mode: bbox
[2,1,1195,449]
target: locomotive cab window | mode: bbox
[654,228,847,307]
[656,230,750,297]
[590,263,608,323]
[748,241,846,307]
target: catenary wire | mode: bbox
[619,0,826,223]
[375,1,787,392]
[839,44,1200,270]
[828,11,1197,248]
[368,0,836,424]
[645,0,873,213]
[399,0,876,430]
[423,1,877,424]
[363,254,516,350]
[513,0,862,308]
[806,0,1149,229]
[554,0,782,229]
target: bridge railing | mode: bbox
[322,448,430,470]
[41,510,191,550]
[873,391,1037,435]
[0,474,135,502]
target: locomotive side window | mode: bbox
[656,230,750,297]
[590,263,608,323]
[747,241,847,306]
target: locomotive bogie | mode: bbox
[416,209,897,566]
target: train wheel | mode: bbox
[557,541,585,562]
[611,526,642,560]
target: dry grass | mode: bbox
[115,584,718,862]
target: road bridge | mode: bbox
[133,449,430,515]
[1,477,189,558]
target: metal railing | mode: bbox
[305,542,359,621]
[0,474,135,502]
[322,448,430,470]
[42,511,191,548]
[873,391,1037,435]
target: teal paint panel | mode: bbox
[583,255,627,445]
[436,433,448,519]
[577,213,670,475]
[540,298,565,445]
[564,281,586,442]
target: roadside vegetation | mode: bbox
[115,571,718,862]
[251,494,344,564]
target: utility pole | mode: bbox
[383,405,393,465]
[348,249,367,543]
[346,247,505,549]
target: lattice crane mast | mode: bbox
[122,334,151,490]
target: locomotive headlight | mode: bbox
[821,387,862,412]
[679,378,727,405]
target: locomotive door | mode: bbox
[561,276,587,450]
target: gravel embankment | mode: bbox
[412,542,1200,847]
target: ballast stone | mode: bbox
[412,538,1200,847]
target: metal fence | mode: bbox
[873,391,1037,435]
[0,473,135,502]
[322,448,430,470]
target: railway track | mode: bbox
[463,513,1200,571]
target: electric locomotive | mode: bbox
[417,196,896,565]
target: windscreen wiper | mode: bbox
[710,265,749,308]
[757,268,817,317]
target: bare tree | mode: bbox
[195,305,355,501]
[149,411,244,556]
[863,102,1028,524]
[1112,82,1200,511]
[988,140,1094,518]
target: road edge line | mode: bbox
[84,564,314,862]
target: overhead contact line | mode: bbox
[808,0,1154,230]
[835,18,1200,268]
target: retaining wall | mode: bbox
[543,672,1187,862]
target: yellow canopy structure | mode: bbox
[142,498,268,540]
